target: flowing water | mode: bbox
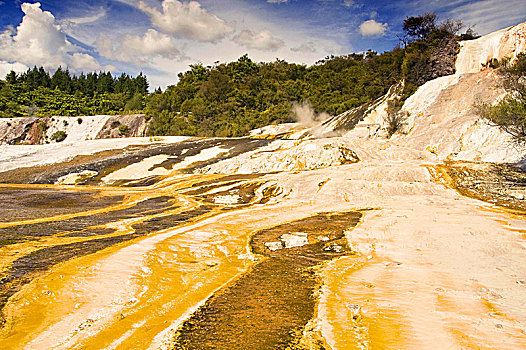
[1,136,526,349]
[172,212,361,350]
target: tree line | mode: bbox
[0,67,148,117]
[147,13,477,137]
[1,13,478,138]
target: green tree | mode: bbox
[478,53,526,142]
[403,13,437,41]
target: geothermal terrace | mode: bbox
[0,22,526,350]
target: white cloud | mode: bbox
[61,8,106,25]
[96,29,185,65]
[267,0,288,3]
[70,53,101,71]
[233,29,285,51]
[343,0,354,7]
[0,61,28,79]
[137,0,235,42]
[0,2,101,72]
[359,19,388,37]
[291,42,317,53]
[445,0,526,35]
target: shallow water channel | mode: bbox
[172,212,361,350]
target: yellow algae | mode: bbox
[0,194,194,276]
[0,190,304,349]
[1,133,526,350]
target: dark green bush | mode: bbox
[478,54,526,142]
[118,125,129,136]
[51,130,67,142]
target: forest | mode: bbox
[0,67,148,118]
[146,14,472,137]
[0,14,476,137]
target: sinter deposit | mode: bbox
[0,21,526,350]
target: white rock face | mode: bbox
[453,120,525,163]
[382,70,525,165]
[172,146,232,170]
[102,155,171,183]
[55,170,98,185]
[280,232,309,249]
[44,115,112,143]
[456,22,526,74]
[0,115,149,145]
[342,82,405,139]
[196,139,358,174]
[213,194,241,205]
[401,75,461,126]
[196,139,359,174]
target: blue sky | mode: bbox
[0,0,525,89]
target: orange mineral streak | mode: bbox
[0,169,315,349]
[1,212,253,349]
[1,157,526,349]
[314,162,526,350]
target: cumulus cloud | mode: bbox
[137,0,234,42]
[359,19,388,37]
[234,29,284,51]
[96,29,185,65]
[70,53,101,71]
[0,2,101,72]
[0,61,28,79]
[291,42,317,53]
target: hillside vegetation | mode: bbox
[147,14,472,137]
[0,14,475,137]
[478,53,526,142]
[0,68,148,118]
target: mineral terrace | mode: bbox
[0,22,526,350]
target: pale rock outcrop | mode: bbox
[341,82,405,139]
[397,70,519,162]
[96,114,149,139]
[453,120,525,163]
[55,170,98,185]
[196,139,359,174]
[0,114,149,145]
[102,154,170,184]
[43,115,112,143]
[0,117,37,144]
[456,22,526,74]
[339,22,526,165]
[280,232,309,249]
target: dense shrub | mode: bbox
[118,125,129,136]
[384,99,408,137]
[478,53,526,142]
[50,130,67,142]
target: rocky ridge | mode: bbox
[0,114,148,145]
